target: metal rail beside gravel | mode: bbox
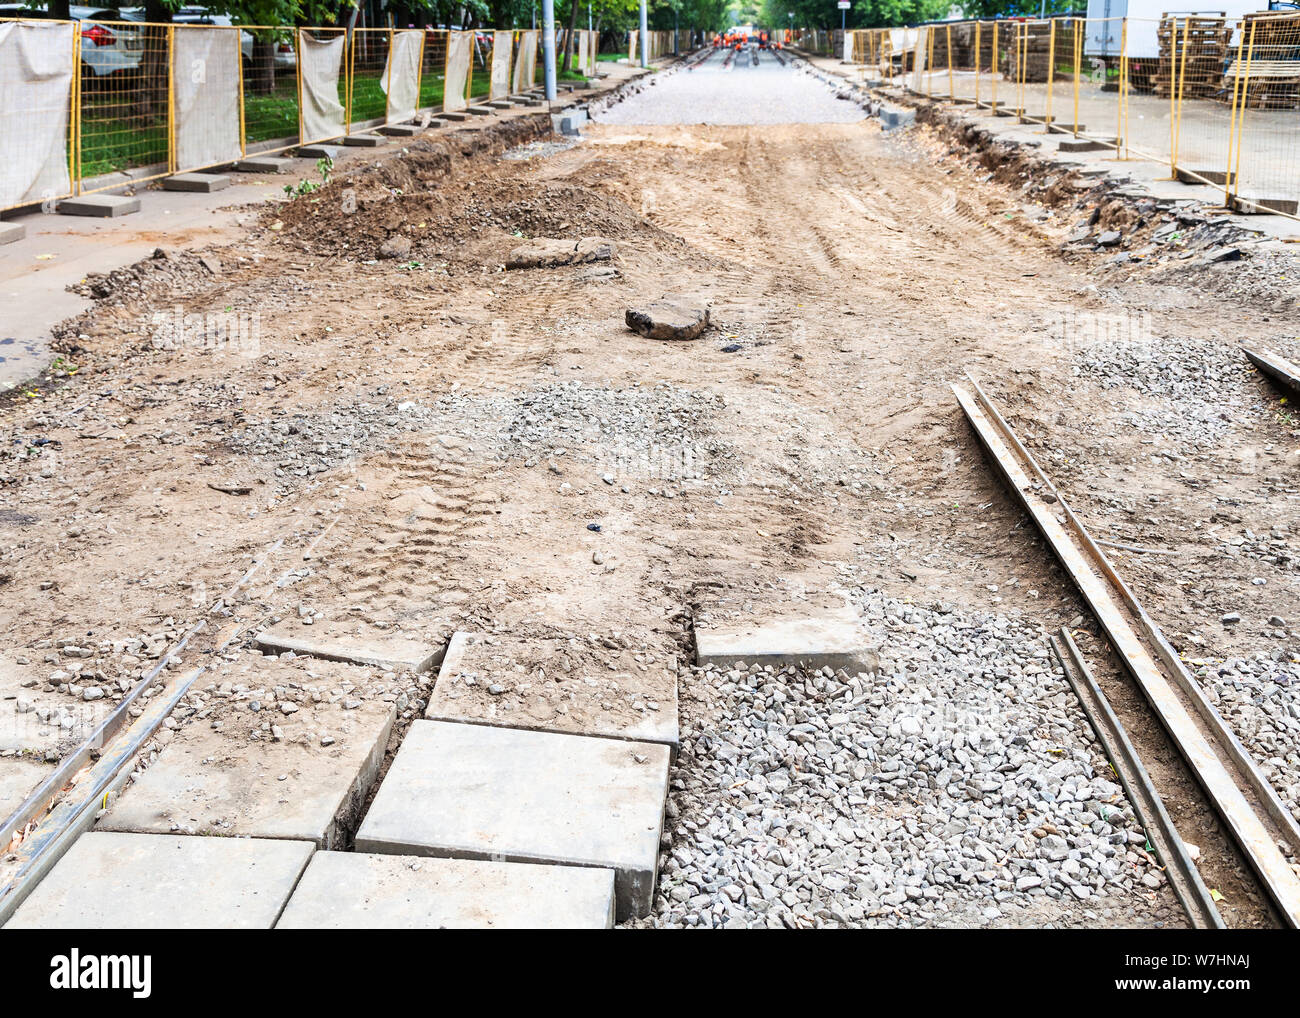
[955,373,1300,928]
[1243,345,1300,396]
[1050,627,1224,929]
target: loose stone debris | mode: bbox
[505,236,617,270]
[625,296,710,341]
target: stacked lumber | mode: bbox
[1227,11,1300,110]
[1004,20,1053,82]
[1155,15,1231,99]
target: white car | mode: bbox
[0,5,143,78]
[118,6,297,72]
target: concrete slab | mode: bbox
[694,605,881,674]
[426,632,678,749]
[355,720,669,919]
[57,194,140,218]
[342,134,387,147]
[254,615,446,673]
[467,105,495,116]
[0,756,51,820]
[0,222,25,245]
[486,99,514,109]
[5,831,313,929]
[297,144,343,159]
[98,655,395,847]
[377,123,422,136]
[162,172,230,193]
[231,156,291,173]
[277,852,616,929]
[1058,139,1110,153]
[440,111,469,122]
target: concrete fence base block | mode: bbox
[342,134,387,147]
[57,194,140,218]
[486,99,514,109]
[377,124,422,136]
[5,831,313,929]
[439,111,469,121]
[355,720,670,921]
[466,105,495,116]
[0,222,24,245]
[162,172,231,193]
[1058,139,1109,154]
[297,144,342,159]
[230,156,291,174]
[276,852,616,929]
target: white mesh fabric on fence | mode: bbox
[0,20,73,210]
[381,29,423,123]
[443,30,472,111]
[172,26,241,172]
[298,30,345,142]
[511,30,537,93]
[489,30,511,99]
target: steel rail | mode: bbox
[955,374,1300,927]
[1050,627,1224,929]
[1243,345,1300,396]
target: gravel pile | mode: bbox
[1071,333,1252,447]
[643,589,1168,929]
[227,396,439,484]
[1194,653,1300,822]
[500,137,582,161]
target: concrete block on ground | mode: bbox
[5,831,313,929]
[694,606,881,675]
[162,172,230,193]
[97,656,395,848]
[230,155,291,173]
[342,134,387,147]
[1047,123,1086,135]
[297,144,342,159]
[0,222,25,245]
[552,107,588,136]
[378,123,422,136]
[876,104,915,131]
[439,111,469,121]
[277,852,616,929]
[57,194,140,218]
[486,99,514,109]
[355,720,669,920]
[467,105,495,116]
[1057,139,1109,153]
[426,631,678,749]
[1236,196,1299,216]
[254,615,446,673]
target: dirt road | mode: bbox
[3,56,1298,927]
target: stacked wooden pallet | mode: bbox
[1227,11,1300,110]
[1004,21,1053,82]
[1155,15,1231,99]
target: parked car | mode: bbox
[0,4,143,78]
[118,6,296,72]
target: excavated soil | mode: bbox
[4,91,1300,927]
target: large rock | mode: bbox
[625,296,709,341]
[506,237,616,270]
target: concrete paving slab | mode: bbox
[467,106,495,116]
[426,632,678,749]
[98,655,395,847]
[0,222,24,245]
[0,756,51,820]
[486,99,514,109]
[342,134,387,147]
[297,144,343,159]
[440,111,469,122]
[255,614,446,673]
[57,194,140,218]
[231,156,291,173]
[378,123,422,136]
[5,831,313,929]
[694,604,881,674]
[162,172,231,193]
[277,852,615,928]
[355,720,669,920]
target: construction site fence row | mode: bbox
[831,15,1300,221]
[0,20,624,212]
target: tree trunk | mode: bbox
[562,0,580,72]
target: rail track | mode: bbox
[956,373,1300,928]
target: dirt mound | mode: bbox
[274,143,677,267]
